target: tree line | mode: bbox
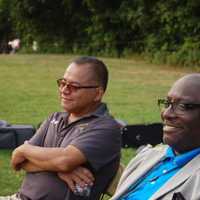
[1,0,200,66]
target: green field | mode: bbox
[0,54,197,196]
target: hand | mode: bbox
[20,161,44,172]
[11,145,26,171]
[58,166,95,192]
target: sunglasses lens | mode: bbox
[58,80,65,88]
[158,99,168,111]
[57,79,79,92]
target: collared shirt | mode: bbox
[20,103,121,200]
[120,146,200,200]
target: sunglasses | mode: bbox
[158,98,200,115]
[57,78,99,93]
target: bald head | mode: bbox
[162,73,200,153]
[169,73,200,102]
[173,73,200,88]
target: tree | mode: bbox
[0,0,12,53]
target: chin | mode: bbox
[61,105,71,112]
[163,134,176,146]
[163,136,184,153]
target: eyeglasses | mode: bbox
[57,78,99,93]
[158,98,200,115]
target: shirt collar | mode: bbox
[90,102,109,117]
[165,146,200,167]
[61,102,109,124]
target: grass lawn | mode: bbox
[0,54,197,196]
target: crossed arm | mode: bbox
[11,141,86,171]
[11,142,94,191]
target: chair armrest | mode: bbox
[106,163,125,196]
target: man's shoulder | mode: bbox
[91,114,121,130]
[136,144,168,156]
[124,144,168,173]
[93,103,121,126]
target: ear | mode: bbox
[94,87,105,102]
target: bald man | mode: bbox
[110,73,200,200]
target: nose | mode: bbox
[60,84,71,94]
[161,105,176,121]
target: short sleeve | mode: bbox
[28,114,53,146]
[70,117,121,171]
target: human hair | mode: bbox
[72,56,108,91]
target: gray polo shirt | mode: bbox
[19,103,121,200]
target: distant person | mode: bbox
[8,38,20,54]
[66,73,200,200]
[32,41,38,52]
[0,56,121,200]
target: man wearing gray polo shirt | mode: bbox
[1,56,121,200]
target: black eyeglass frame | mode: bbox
[56,78,99,90]
[158,98,200,114]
